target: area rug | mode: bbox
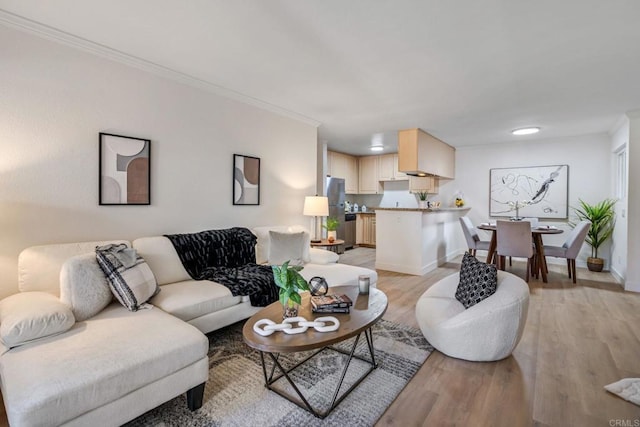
[126,319,433,426]
[604,378,640,406]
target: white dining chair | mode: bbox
[497,220,534,281]
[459,217,491,257]
[542,220,591,283]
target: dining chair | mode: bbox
[497,220,534,281]
[508,217,538,270]
[542,220,591,283]
[459,217,491,257]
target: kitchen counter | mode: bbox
[375,207,471,275]
[374,207,470,212]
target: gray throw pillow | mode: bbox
[455,252,498,309]
[60,253,113,321]
[268,231,307,266]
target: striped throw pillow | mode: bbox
[95,243,159,311]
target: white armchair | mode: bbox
[415,270,529,362]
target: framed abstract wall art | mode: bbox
[233,154,260,205]
[489,164,569,219]
[99,133,150,205]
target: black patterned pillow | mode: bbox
[455,252,498,309]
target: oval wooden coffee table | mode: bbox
[243,285,388,419]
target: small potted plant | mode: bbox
[572,198,616,272]
[322,217,340,242]
[416,191,429,209]
[272,260,310,318]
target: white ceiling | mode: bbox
[2,1,640,155]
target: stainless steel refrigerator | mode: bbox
[325,177,346,251]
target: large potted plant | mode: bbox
[272,260,310,318]
[322,217,340,242]
[572,198,616,272]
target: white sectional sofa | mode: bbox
[0,227,377,426]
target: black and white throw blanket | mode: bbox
[164,227,278,307]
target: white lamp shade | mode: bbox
[303,196,329,217]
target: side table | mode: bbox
[310,239,344,253]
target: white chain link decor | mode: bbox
[253,316,340,336]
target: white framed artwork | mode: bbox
[489,164,569,219]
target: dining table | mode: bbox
[477,222,564,283]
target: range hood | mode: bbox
[397,128,455,179]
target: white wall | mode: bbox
[625,111,640,292]
[609,117,629,282]
[351,180,452,209]
[0,25,318,297]
[444,133,613,268]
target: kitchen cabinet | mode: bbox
[358,156,382,194]
[398,128,455,179]
[378,154,408,181]
[356,213,376,247]
[409,176,439,194]
[327,150,359,194]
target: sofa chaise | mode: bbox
[0,226,377,426]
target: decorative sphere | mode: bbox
[309,276,329,296]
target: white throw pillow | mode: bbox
[253,226,311,264]
[0,292,75,348]
[268,231,307,266]
[60,253,113,321]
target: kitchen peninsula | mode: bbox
[375,207,470,275]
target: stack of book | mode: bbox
[310,294,353,314]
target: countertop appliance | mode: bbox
[326,177,345,253]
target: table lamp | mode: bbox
[303,196,329,243]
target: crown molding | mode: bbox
[0,9,321,128]
[625,109,640,120]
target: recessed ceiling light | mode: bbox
[512,127,540,136]
[370,146,384,152]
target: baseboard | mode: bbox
[623,281,640,293]
[375,249,466,276]
[609,266,625,287]
[374,262,427,276]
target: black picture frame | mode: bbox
[99,132,151,205]
[233,154,260,205]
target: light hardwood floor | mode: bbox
[337,247,640,427]
[1,249,637,426]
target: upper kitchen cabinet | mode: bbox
[358,155,382,194]
[327,150,359,194]
[378,153,408,181]
[398,128,455,179]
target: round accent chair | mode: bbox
[416,270,530,362]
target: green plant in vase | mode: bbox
[322,216,340,242]
[416,191,429,208]
[571,198,616,272]
[272,260,310,318]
